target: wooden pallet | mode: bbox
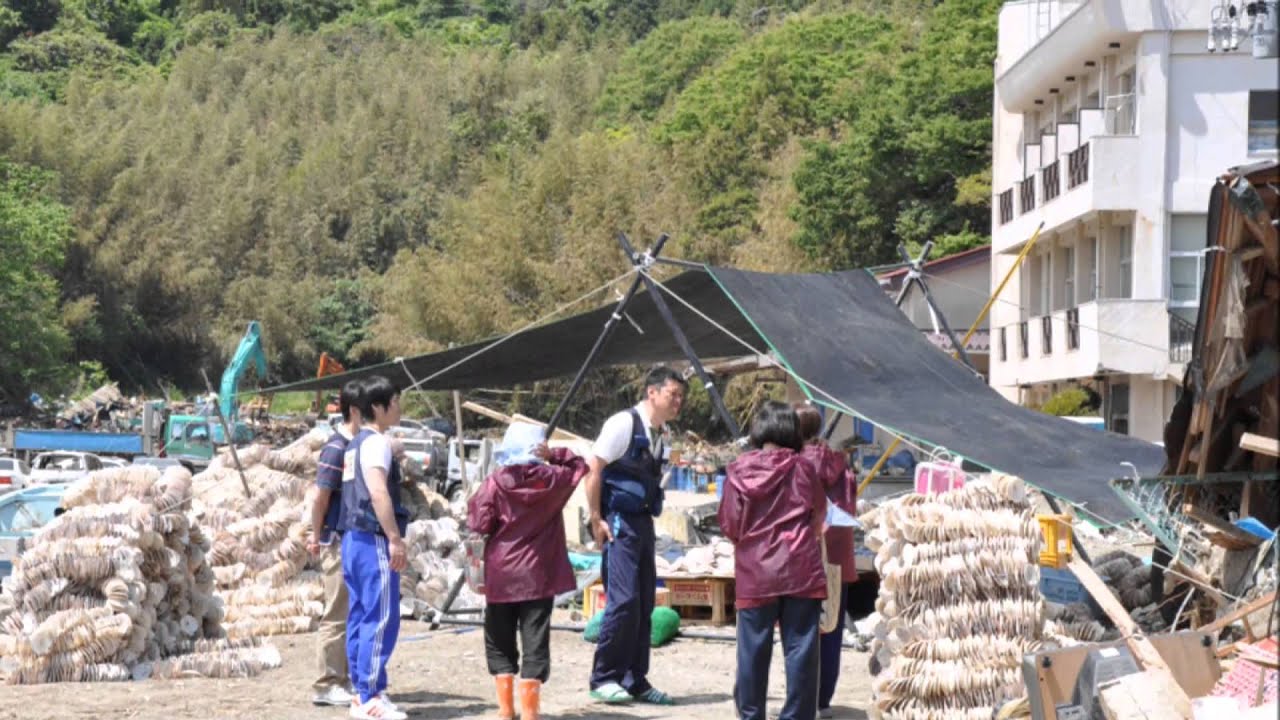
[661,576,735,626]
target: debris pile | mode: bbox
[403,515,484,613]
[0,466,279,684]
[189,431,328,638]
[655,538,735,577]
[863,475,1043,720]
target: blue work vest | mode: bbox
[338,429,410,537]
[601,409,664,516]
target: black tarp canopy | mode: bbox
[267,266,1164,523]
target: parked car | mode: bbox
[0,457,31,494]
[0,484,68,579]
[29,451,104,485]
[100,456,128,469]
[131,456,197,474]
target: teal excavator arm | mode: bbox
[219,321,267,421]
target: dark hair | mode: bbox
[356,375,399,419]
[748,400,801,451]
[339,380,363,422]
[794,402,822,443]
[643,365,688,395]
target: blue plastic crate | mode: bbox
[1040,566,1087,605]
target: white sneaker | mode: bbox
[313,685,353,706]
[377,692,399,712]
[349,697,406,720]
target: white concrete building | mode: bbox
[988,0,1278,442]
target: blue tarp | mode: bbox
[14,430,144,454]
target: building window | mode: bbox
[1063,245,1076,308]
[1118,226,1133,299]
[1107,382,1130,436]
[1249,90,1278,157]
[1170,214,1207,310]
[999,327,1008,362]
[1085,236,1099,302]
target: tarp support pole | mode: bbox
[859,225,1046,495]
[624,234,742,439]
[544,234,670,438]
[822,411,844,441]
[896,241,976,372]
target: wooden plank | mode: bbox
[1241,433,1280,458]
[1100,670,1193,720]
[461,401,590,443]
[1067,558,1194,716]
[1183,503,1264,549]
[1199,591,1279,634]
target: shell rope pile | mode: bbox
[0,466,277,684]
[403,515,485,613]
[862,474,1044,720]
[190,429,329,639]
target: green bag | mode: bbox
[650,606,680,647]
[582,606,681,647]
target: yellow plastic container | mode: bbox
[1037,514,1073,569]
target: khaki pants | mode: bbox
[314,542,349,691]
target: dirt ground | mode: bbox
[0,620,874,719]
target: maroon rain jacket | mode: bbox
[802,443,858,582]
[719,447,827,609]
[466,448,588,604]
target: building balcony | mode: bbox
[994,135,1139,253]
[991,298,1173,386]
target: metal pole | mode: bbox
[896,242,975,371]
[452,389,466,484]
[201,369,252,498]
[822,411,844,441]
[623,234,741,438]
[544,234,670,438]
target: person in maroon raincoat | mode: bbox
[719,401,827,720]
[467,422,589,720]
[794,402,858,718]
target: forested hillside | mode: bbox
[0,0,999,428]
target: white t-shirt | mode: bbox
[592,404,664,464]
[344,427,392,484]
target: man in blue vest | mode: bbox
[339,375,411,720]
[587,366,686,706]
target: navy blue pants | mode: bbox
[735,596,821,720]
[818,583,851,710]
[589,512,655,695]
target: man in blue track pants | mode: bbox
[586,366,686,706]
[339,375,410,720]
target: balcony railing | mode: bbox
[999,189,1014,225]
[1068,143,1090,189]
[1042,160,1061,203]
[1040,315,1053,355]
[1169,312,1195,363]
[1019,176,1036,213]
[1066,307,1080,350]
[1018,321,1030,359]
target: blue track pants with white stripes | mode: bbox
[342,530,401,703]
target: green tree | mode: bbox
[790,0,1000,270]
[0,158,74,401]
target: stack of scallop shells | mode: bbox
[0,465,273,684]
[862,474,1044,720]
[189,430,328,639]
